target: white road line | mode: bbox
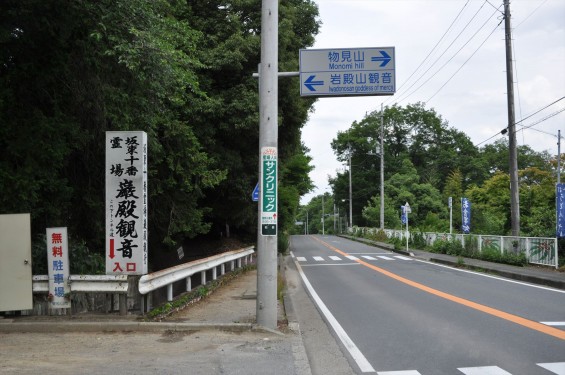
[313,256,324,261]
[540,321,565,326]
[458,366,512,375]
[394,255,412,261]
[412,258,565,294]
[362,255,377,260]
[294,260,375,373]
[346,255,360,261]
[377,255,395,260]
[296,257,307,262]
[329,256,342,261]
[377,371,421,375]
[537,362,565,374]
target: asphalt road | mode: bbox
[290,235,565,375]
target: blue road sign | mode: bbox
[299,47,396,97]
[303,75,324,92]
[252,182,260,202]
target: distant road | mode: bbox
[290,235,565,375]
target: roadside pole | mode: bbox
[256,0,278,330]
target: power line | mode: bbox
[394,2,501,106]
[392,0,471,95]
[474,96,565,147]
[514,0,549,29]
[425,18,503,103]
[517,108,565,133]
[383,0,489,107]
[515,96,565,126]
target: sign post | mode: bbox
[404,202,411,252]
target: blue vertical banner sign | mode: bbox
[461,198,471,234]
[556,183,565,237]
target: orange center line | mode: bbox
[311,236,565,341]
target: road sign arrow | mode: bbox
[304,75,324,91]
[371,50,392,67]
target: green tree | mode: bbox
[182,0,319,241]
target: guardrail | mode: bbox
[32,274,129,315]
[138,246,255,313]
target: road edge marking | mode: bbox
[312,236,565,341]
[293,258,376,373]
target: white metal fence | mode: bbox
[350,227,558,268]
[138,246,255,313]
[30,246,255,315]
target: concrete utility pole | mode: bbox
[348,150,353,229]
[256,0,278,329]
[322,194,325,235]
[558,130,561,184]
[379,103,385,230]
[504,0,520,237]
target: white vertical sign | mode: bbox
[106,131,148,275]
[46,227,70,309]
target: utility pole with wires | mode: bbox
[379,104,385,230]
[504,0,520,238]
[348,148,353,229]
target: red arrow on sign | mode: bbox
[109,239,115,259]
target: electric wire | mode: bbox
[392,0,471,96]
[425,18,503,103]
[474,96,565,147]
[394,2,501,106]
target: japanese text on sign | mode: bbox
[299,47,396,97]
[261,147,277,236]
[47,227,70,308]
[106,131,148,275]
[461,198,471,234]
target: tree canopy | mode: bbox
[325,103,559,236]
[1,0,320,266]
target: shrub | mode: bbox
[410,230,426,249]
[32,234,104,275]
[430,238,463,256]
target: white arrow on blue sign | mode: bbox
[299,47,395,97]
[252,182,260,202]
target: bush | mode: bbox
[278,231,289,254]
[32,234,104,275]
[410,230,426,249]
[430,238,464,256]
[388,236,404,250]
[367,229,388,242]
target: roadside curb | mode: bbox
[426,257,565,290]
[337,234,565,291]
[0,320,269,334]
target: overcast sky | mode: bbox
[300,0,565,204]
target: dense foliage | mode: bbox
[300,103,560,238]
[1,0,319,269]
